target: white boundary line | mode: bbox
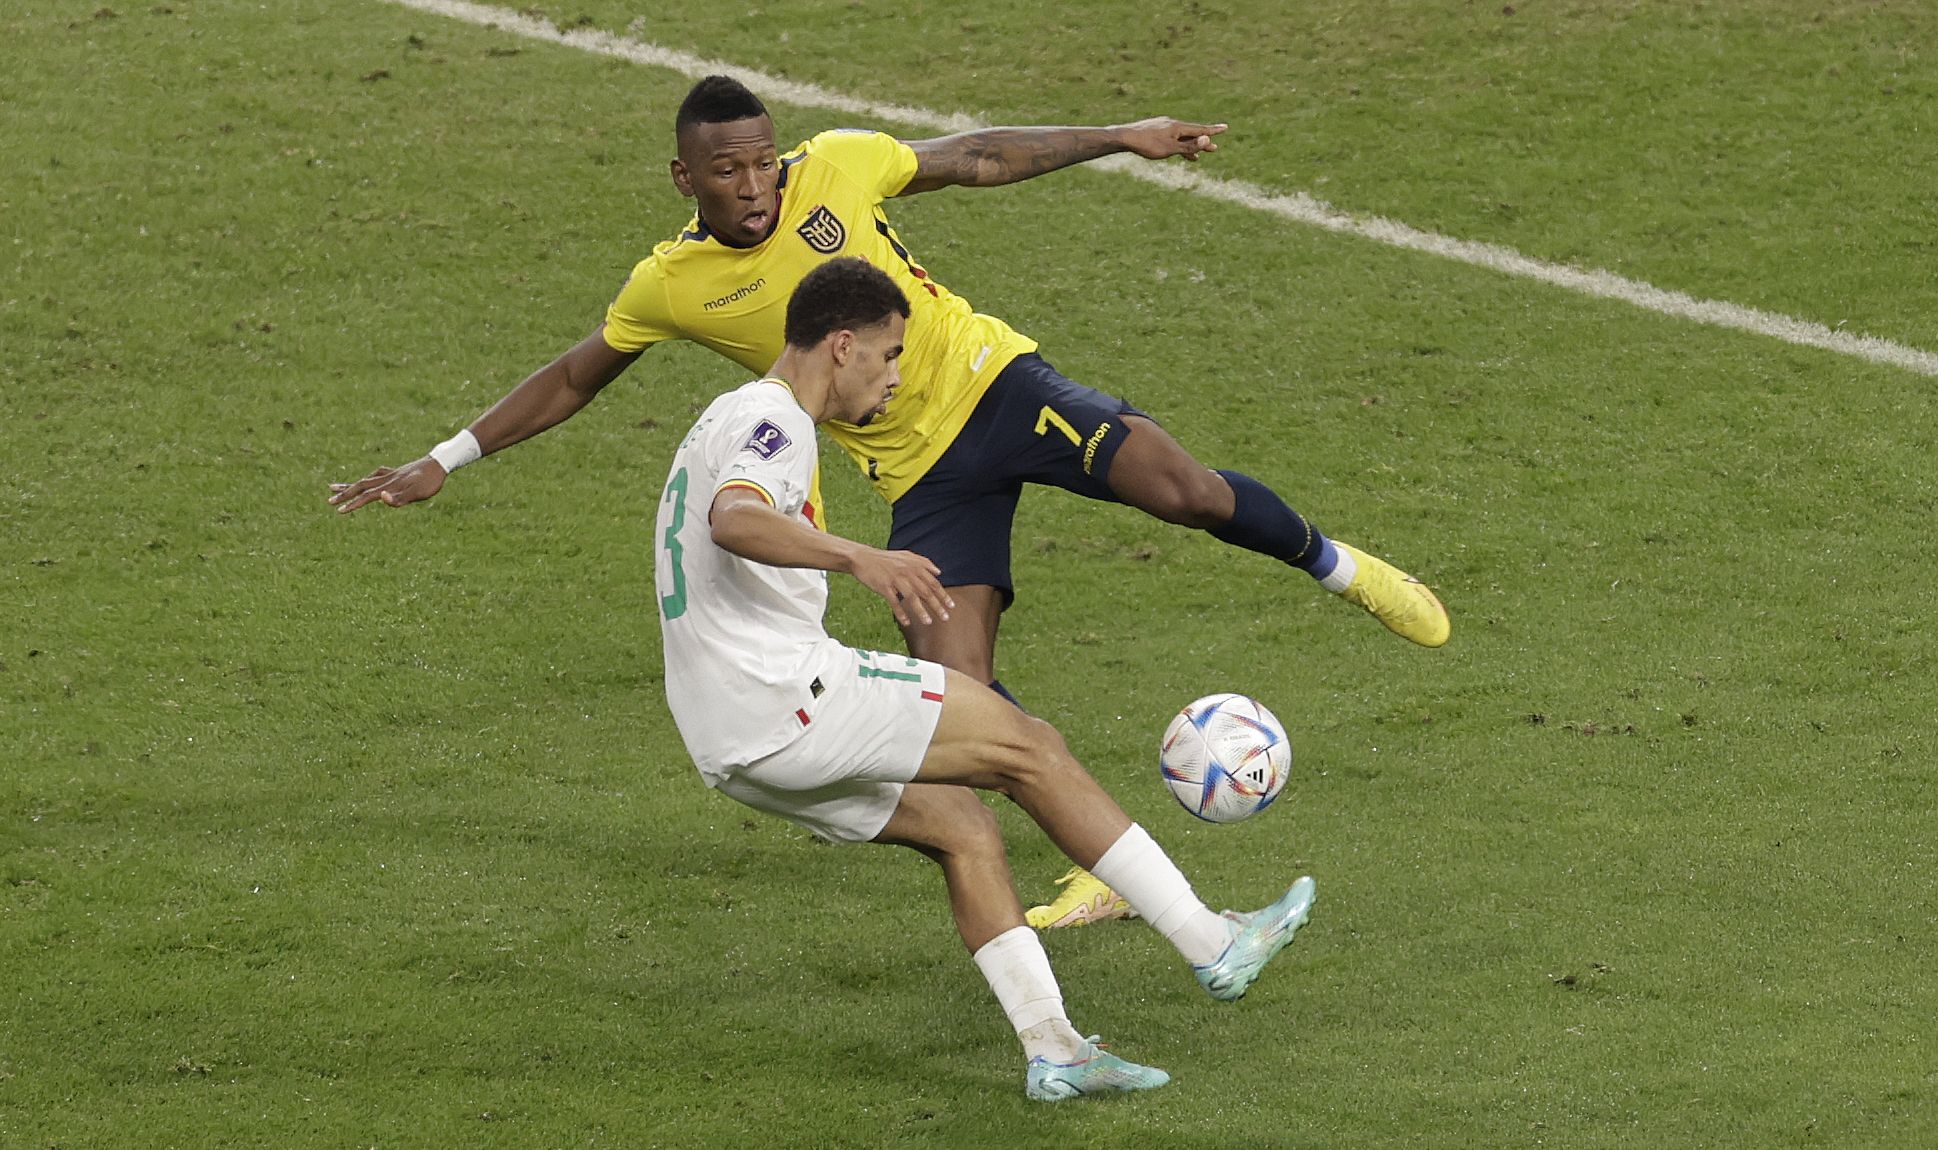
[385,0,1938,378]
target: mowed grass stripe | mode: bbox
[386,0,1938,378]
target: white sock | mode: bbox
[972,926,1087,1063]
[1089,824,1236,967]
[1319,545,1358,593]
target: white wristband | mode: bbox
[429,428,482,473]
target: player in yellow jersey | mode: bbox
[329,76,1449,929]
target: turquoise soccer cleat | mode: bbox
[1025,1037,1172,1102]
[1193,875,1317,1002]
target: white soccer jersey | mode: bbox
[654,378,847,779]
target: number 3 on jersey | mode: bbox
[659,467,690,620]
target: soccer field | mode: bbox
[6,1,1935,1146]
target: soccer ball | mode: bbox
[1159,693,1291,823]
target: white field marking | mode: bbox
[386,0,1938,378]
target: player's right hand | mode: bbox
[327,457,447,514]
[852,549,954,628]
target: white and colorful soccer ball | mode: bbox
[1159,693,1291,823]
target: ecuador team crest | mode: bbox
[796,205,847,254]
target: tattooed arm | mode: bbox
[898,118,1227,195]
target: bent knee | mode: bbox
[991,717,1083,793]
[926,788,1006,856]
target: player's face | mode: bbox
[838,314,906,427]
[670,116,782,247]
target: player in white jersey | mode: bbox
[657,258,1318,1101]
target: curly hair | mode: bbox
[784,258,911,348]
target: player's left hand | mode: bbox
[851,548,955,628]
[1115,117,1227,162]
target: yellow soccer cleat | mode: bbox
[1335,542,1451,648]
[1025,867,1138,930]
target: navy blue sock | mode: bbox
[1208,469,1338,579]
[988,679,1023,709]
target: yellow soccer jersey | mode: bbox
[603,129,1037,502]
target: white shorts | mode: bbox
[709,649,948,844]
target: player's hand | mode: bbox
[1115,117,1227,162]
[850,549,954,628]
[327,457,447,514]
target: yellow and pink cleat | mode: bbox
[1025,866,1138,930]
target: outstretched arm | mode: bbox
[709,489,955,628]
[328,328,641,514]
[898,117,1226,195]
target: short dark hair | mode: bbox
[675,75,768,135]
[784,258,910,349]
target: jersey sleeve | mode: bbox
[714,396,817,517]
[602,250,681,354]
[806,130,920,200]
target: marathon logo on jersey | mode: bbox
[1082,420,1113,475]
[742,420,792,460]
[796,205,847,254]
[703,276,765,311]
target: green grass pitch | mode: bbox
[5,1,1935,1146]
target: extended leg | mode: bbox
[916,671,1256,972]
[1105,415,1450,647]
[899,595,1135,929]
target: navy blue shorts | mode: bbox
[887,353,1147,605]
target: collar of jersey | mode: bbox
[758,376,799,404]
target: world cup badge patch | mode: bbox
[796,205,847,254]
[742,419,792,460]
